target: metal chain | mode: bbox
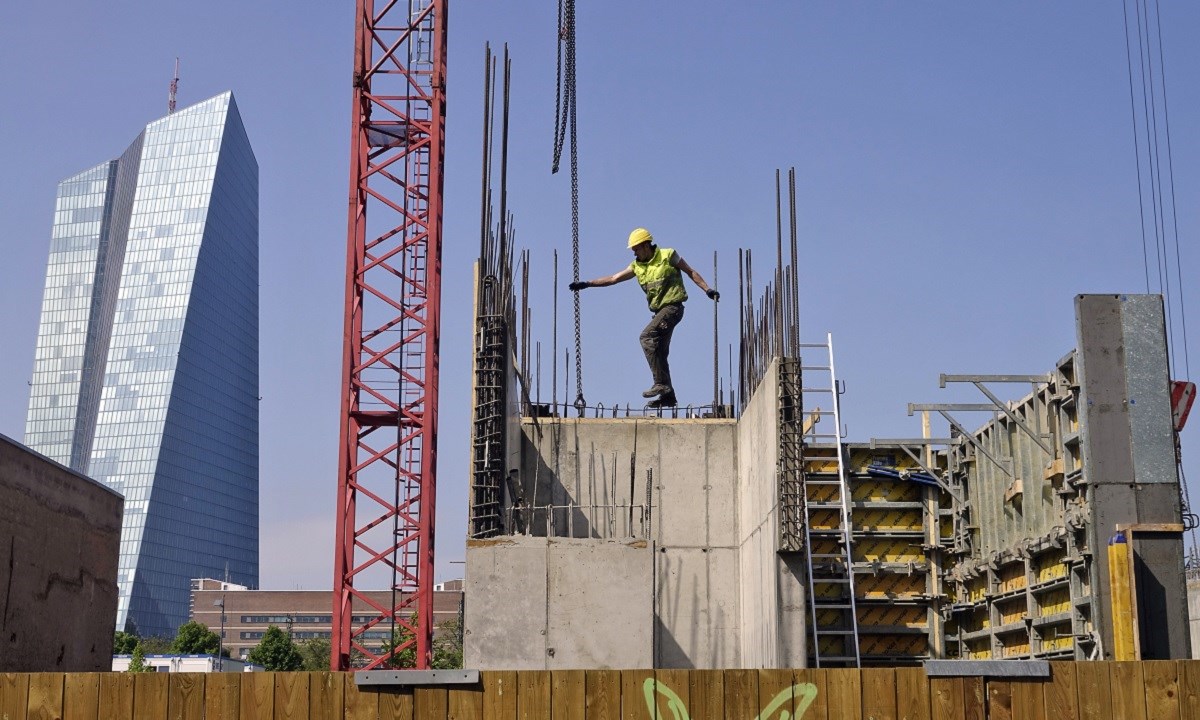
[553,0,584,413]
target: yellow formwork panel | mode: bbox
[851,479,921,503]
[816,635,851,656]
[811,581,848,599]
[855,509,923,532]
[859,634,927,657]
[808,509,841,530]
[1001,639,1031,658]
[997,563,1027,593]
[816,608,850,626]
[1035,551,1069,583]
[960,608,989,634]
[1037,588,1071,617]
[852,538,924,564]
[856,574,925,599]
[1038,624,1075,653]
[857,604,925,629]
[966,579,988,603]
[939,517,954,540]
[806,484,839,503]
[996,597,1027,625]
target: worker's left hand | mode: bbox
[707,289,720,301]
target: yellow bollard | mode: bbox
[1108,530,1137,660]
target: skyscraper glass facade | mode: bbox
[25,92,259,637]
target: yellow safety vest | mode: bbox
[630,247,687,311]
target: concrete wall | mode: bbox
[464,536,651,669]
[467,417,743,669]
[0,433,122,671]
[736,359,806,668]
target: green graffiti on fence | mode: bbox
[642,678,819,720]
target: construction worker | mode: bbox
[569,228,719,408]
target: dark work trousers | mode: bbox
[640,303,685,389]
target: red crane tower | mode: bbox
[333,0,447,670]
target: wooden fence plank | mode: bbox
[63,673,100,720]
[1110,662,1146,720]
[1074,662,1108,720]
[97,672,133,720]
[205,673,241,720]
[723,670,758,720]
[166,673,204,720]
[652,669,690,720]
[585,670,621,720]
[987,681,1013,720]
[687,670,723,720]
[1180,661,1200,720]
[793,669,827,720]
[1009,680,1044,720]
[415,687,449,720]
[309,672,344,720]
[484,671,517,720]
[344,674,379,720]
[1143,661,1181,720]
[449,682,484,720]
[239,671,275,720]
[552,671,585,720]
[758,670,795,720]
[1,674,31,720]
[620,671,653,720]
[26,673,64,720]
[825,668,861,720]
[518,671,551,720]
[929,677,964,720]
[378,688,415,720]
[895,667,929,720]
[860,668,897,720]
[962,677,985,720]
[1042,662,1078,720]
[133,673,169,719]
[274,672,308,720]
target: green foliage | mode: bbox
[172,621,221,655]
[127,643,152,673]
[431,617,464,670]
[137,635,173,653]
[247,625,304,671]
[298,637,332,671]
[113,631,138,655]
[379,615,463,669]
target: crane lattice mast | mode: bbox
[333,0,447,671]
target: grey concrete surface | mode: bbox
[0,433,122,671]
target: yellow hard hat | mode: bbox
[628,227,653,249]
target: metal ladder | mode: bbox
[799,333,861,668]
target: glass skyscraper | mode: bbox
[24,92,259,638]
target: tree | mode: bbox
[298,637,331,671]
[172,621,221,655]
[127,643,152,673]
[137,635,173,654]
[431,617,463,670]
[113,631,138,655]
[378,616,462,669]
[247,625,304,671]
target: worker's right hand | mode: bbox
[568,281,589,291]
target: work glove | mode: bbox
[569,281,589,291]
[707,289,720,301]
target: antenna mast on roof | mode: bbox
[168,58,180,114]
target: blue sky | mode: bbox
[1,3,1198,589]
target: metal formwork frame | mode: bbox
[334,0,448,671]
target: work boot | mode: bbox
[642,384,672,398]
[648,393,677,408]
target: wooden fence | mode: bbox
[2,662,1199,720]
